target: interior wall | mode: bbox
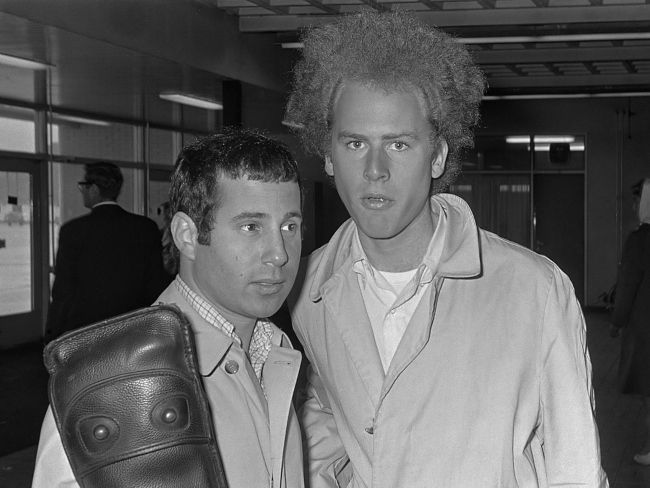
[480,97,650,306]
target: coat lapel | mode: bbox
[321,272,385,406]
[264,337,301,487]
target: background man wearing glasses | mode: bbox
[46,161,167,340]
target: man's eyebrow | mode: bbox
[382,132,419,140]
[285,211,303,220]
[231,211,302,222]
[231,212,267,221]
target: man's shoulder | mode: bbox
[478,227,560,282]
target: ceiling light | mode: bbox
[159,93,223,110]
[507,135,575,144]
[0,53,51,70]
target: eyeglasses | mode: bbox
[77,181,94,190]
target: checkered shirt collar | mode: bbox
[174,276,274,384]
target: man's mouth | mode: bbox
[362,194,393,209]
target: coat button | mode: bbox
[364,426,374,435]
[224,360,239,374]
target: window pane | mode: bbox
[450,173,531,247]
[0,64,37,103]
[0,171,33,315]
[533,135,585,170]
[49,113,138,162]
[49,162,145,264]
[464,135,531,171]
[0,105,36,153]
[148,128,179,166]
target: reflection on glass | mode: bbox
[0,171,33,315]
[533,135,585,170]
[463,135,531,171]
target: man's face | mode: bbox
[326,81,447,248]
[192,177,302,323]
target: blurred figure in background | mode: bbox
[612,177,650,465]
[46,162,167,339]
[158,201,179,277]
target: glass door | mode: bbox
[0,158,43,346]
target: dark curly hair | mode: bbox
[285,10,486,192]
[169,127,301,245]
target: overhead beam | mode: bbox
[487,73,650,88]
[473,45,650,64]
[239,5,650,31]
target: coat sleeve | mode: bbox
[46,224,78,337]
[299,365,352,488]
[612,231,644,328]
[31,406,79,488]
[538,267,609,488]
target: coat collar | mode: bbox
[309,193,482,302]
[155,282,299,376]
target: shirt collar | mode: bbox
[174,275,274,385]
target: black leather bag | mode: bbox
[44,304,228,488]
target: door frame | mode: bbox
[0,156,47,347]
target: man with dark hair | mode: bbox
[286,11,608,487]
[46,162,168,339]
[33,128,306,488]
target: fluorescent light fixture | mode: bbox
[159,93,223,110]
[53,114,111,127]
[282,32,650,49]
[0,53,51,70]
[534,143,585,152]
[506,136,575,144]
[485,92,650,101]
[280,42,304,49]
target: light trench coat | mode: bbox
[290,194,608,488]
[32,282,305,488]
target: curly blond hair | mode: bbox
[285,10,485,192]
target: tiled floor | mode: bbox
[0,310,648,487]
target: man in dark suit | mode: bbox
[46,162,168,339]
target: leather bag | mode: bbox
[44,304,228,488]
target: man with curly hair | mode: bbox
[286,10,608,488]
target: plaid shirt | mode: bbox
[175,276,273,388]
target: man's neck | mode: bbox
[359,205,436,273]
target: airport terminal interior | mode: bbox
[0,1,649,486]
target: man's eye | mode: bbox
[281,222,299,233]
[390,141,408,151]
[347,141,364,150]
[241,223,260,232]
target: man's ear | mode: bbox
[431,139,449,179]
[171,212,198,261]
[324,155,334,177]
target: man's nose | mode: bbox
[363,147,389,181]
[262,231,289,267]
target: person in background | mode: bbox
[611,178,650,465]
[285,10,608,487]
[158,200,179,277]
[46,162,167,339]
[33,128,306,487]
